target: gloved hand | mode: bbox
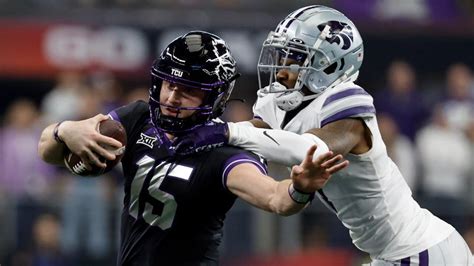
[172,121,229,155]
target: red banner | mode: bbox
[0,20,151,78]
[0,21,52,77]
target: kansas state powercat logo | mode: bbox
[137,133,157,149]
[318,21,353,50]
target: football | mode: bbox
[64,119,127,176]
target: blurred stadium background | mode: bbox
[1,0,474,265]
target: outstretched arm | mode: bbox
[226,146,347,216]
[174,119,354,177]
[172,118,365,168]
[38,114,123,169]
[228,118,368,166]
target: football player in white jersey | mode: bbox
[173,5,473,265]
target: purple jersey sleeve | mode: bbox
[221,153,267,190]
[108,110,121,123]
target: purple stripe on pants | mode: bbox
[401,256,410,266]
[419,250,429,266]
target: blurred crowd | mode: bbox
[1,60,474,265]
[2,0,474,31]
[373,61,474,249]
[2,0,473,16]
[0,0,332,14]
[0,71,149,266]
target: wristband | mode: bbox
[53,121,65,144]
[288,183,315,204]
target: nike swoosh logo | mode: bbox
[263,131,280,146]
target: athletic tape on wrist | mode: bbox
[288,183,315,204]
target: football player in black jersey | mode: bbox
[38,31,348,265]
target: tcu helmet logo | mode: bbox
[318,21,353,50]
[171,68,183,77]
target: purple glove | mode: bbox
[172,121,229,155]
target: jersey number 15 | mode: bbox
[129,155,178,230]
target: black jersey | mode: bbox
[108,101,267,266]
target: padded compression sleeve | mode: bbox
[235,121,254,127]
[228,122,329,166]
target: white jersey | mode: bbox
[253,81,455,260]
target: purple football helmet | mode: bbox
[149,31,238,133]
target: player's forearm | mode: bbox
[228,123,329,166]
[227,165,306,216]
[38,122,66,165]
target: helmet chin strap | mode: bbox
[276,90,320,111]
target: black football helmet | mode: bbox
[149,31,238,133]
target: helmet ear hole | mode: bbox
[323,62,338,75]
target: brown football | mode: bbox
[64,119,127,176]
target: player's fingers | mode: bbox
[97,134,123,149]
[313,150,334,165]
[93,113,110,122]
[291,165,303,176]
[303,145,317,165]
[85,150,107,169]
[320,154,344,168]
[326,160,349,174]
[91,142,116,161]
